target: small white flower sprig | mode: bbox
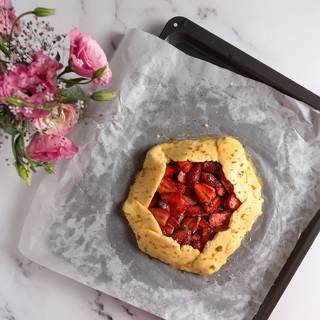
[0,4,115,185]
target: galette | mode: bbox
[123,136,263,275]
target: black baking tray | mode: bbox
[159,16,320,320]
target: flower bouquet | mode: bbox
[0,1,115,184]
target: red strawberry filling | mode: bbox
[149,161,242,251]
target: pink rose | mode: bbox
[27,133,78,162]
[0,51,63,119]
[0,0,18,39]
[33,103,80,135]
[69,28,112,86]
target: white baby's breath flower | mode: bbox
[36,84,44,93]
[76,100,85,109]
[76,58,84,67]
[8,105,19,115]
[45,92,54,101]
[23,107,33,114]
[7,62,16,71]
[57,81,66,90]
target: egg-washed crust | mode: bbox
[122,136,263,275]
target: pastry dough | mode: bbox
[122,136,263,275]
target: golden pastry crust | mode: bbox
[122,136,263,275]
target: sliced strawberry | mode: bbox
[162,223,174,236]
[171,210,185,224]
[191,240,203,251]
[171,202,189,216]
[176,183,186,194]
[209,211,232,229]
[157,177,177,194]
[194,182,216,203]
[168,194,190,222]
[216,187,226,196]
[161,192,182,208]
[161,227,168,236]
[216,167,234,193]
[149,196,158,208]
[149,208,170,227]
[175,161,193,173]
[164,165,177,177]
[224,192,242,210]
[182,194,197,206]
[199,219,215,246]
[203,197,222,214]
[167,216,179,229]
[201,234,213,248]
[158,199,170,210]
[157,160,239,250]
[200,172,223,188]
[202,161,221,174]
[200,173,226,196]
[172,201,189,219]
[186,205,206,216]
[177,171,187,184]
[187,163,201,185]
[181,216,201,234]
[220,177,234,194]
[184,185,194,195]
[198,218,212,236]
[172,226,191,245]
[191,233,201,241]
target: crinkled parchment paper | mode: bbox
[19,29,320,320]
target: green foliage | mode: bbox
[61,85,87,103]
[0,106,19,135]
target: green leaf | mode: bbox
[41,102,59,110]
[63,84,86,97]
[61,96,80,103]
[11,133,44,184]
[0,61,7,73]
[0,121,18,135]
[43,163,55,174]
[5,96,25,106]
[0,108,19,135]
[59,77,92,88]
[0,34,9,57]
[62,85,87,103]
[15,162,31,186]
[60,77,88,86]
[14,133,29,160]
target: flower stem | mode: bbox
[8,11,34,56]
[57,66,72,79]
[11,134,17,161]
[77,79,94,85]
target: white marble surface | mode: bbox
[1,0,320,319]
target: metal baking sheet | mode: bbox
[160,16,320,110]
[160,17,320,320]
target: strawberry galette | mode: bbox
[123,137,263,275]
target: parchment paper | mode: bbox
[19,29,320,320]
